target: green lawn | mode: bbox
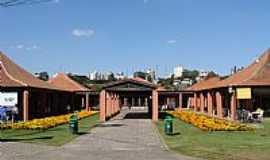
[0,114,99,146]
[157,115,270,160]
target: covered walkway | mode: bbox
[99,78,193,122]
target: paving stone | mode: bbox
[0,110,200,160]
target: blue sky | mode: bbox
[1,0,270,77]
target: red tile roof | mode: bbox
[0,52,59,90]
[187,49,270,91]
[48,73,90,92]
[131,77,154,85]
[186,77,221,91]
[102,78,157,89]
[215,49,270,87]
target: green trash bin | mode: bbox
[164,115,173,135]
[69,114,78,134]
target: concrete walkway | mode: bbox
[0,109,198,160]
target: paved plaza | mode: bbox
[0,108,198,160]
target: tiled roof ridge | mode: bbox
[102,78,157,89]
[62,73,89,91]
[186,76,220,91]
[0,52,59,90]
[0,60,27,86]
[50,73,89,91]
[239,49,270,85]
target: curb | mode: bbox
[152,121,170,151]
[152,121,204,160]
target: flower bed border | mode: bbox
[168,111,254,131]
[0,111,98,130]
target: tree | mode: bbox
[34,72,49,81]
[107,72,116,81]
[182,69,199,80]
[207,71,219,78]
[0,0,55,7]
[133,71,147,79]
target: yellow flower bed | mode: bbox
[168,111,253,131]
[0,111,97,130]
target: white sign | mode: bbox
[0,92,18,106]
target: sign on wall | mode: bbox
[236,88,252,99]
[0,92,18,106]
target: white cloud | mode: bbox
[16,44,24,49]
[26,45,39,50]
[14,44,39,50]
[72,29,95,37]
[167,40,177,44]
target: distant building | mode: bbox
[173,78,193,86]
[181,78,193,85]
[166,73,174,79]
[89,71,100,80]
[174,65,184,78]
[196,70,209,81]
[34,72,49,81]
[145,68,156,81]
[115,72,125,80]
[173,79,181,86]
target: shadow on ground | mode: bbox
[97,124,125,127]
[159,112,174,120]
[0,136,54,142]
[124,112,151,119]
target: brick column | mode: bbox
[197,94,201,111]
[110,93,113,115]
[107,93,113,117]
[117,94,120,112]
[115,94,117,114]
[23,90,29,122]
[152,90,159,121]
[207,92,213,116]
[166,97,170,106]
[193,93,197,111]
[187,97,192,109]
[115,94,117,113]
[216,91,223,118]
[200,92,204,112]
[85,93,90,111]
[230,92,237,121]
[99,90,106,122]
[112,93,116,114]
[81,97,85,109]
[105,93,109,117]
[179,93,183,110]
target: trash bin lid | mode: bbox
[70,115,78,120]
[165,115,173,120]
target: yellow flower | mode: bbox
[167,110,253,131]
[0,111,97,130]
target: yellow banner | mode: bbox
[236,88,252,99]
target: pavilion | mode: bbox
[188,49,270,121]
[0,52,71,121]
[49,73,95,111]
